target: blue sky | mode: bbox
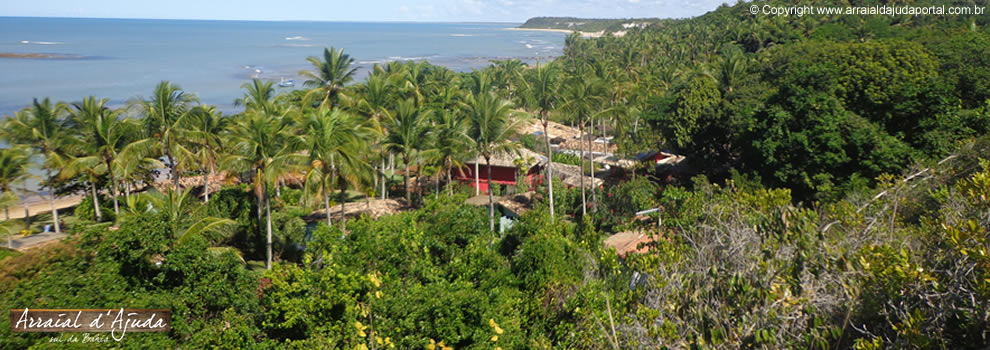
[1,0,732,22]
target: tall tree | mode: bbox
[183,106,228,203]
[64,97,121,220]
[0,146,31,248]
[302,107,373,228]
[136,81,198,191]
[490,59,527,103]
[424,110,472,197]
[300,47,358,108]
[354,74,394,200]
[561,75,605,217]
[234,79,279,115]
[382,99,432,204]
[467,92,524,233]
[523,61,562,219]
[1,99,72,234]
[224,109,304,270]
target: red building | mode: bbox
[454,148,546,194]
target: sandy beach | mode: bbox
[504,27,607,38]
[2,195,85,220]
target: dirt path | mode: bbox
[7,231,67,251]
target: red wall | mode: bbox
[454,164,544,194]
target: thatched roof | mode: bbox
[558,137,619,154]
[594,155,638,168]
[467,147,547,168]
[498,191,536,216]
[550,162,603,188]
[311,198,410,221]
[153,172,238,195]
[519,120,583,139]
[464,191,537,216]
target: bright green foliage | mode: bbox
[596,176,659,232]
[74,195,116,222]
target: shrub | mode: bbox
[74,195,116,222]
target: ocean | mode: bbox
[0,17,566,116]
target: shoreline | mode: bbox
[504,27,606,38]
[3,195,85,220]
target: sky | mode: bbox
[1,0,732,23]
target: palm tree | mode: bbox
[354,74,394,200]
[300,47,358,108]
[136,81,199,191]
[0,146,31,248]
[424,110,472,197]
[65,97,140,219]
[715,47,747,94]
[234,79,278,115]
[1,98,72,234]
[561,75,605,217]
[224,109,304,270]
[120,189,235,246]
[523,61,562,219]
[382,99,432,204]
[183,106,228,203]
[490,59,527,102]
[302,107,373,228]
[467,92,524,233]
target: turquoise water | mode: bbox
[0,17,566,115]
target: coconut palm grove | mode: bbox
[3,0,990,348]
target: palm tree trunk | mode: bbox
[543,117,555,219]
[48,172,60,235]
[416,160,423,203]
[5,207,10,249]
[388,153,394,200]
[339,180,346,230]
[112,181,120,215]
[380,158,387,200]
[167,149,179,192]
[23,204,30,231]
[435,171,440,200]
[589,124,597,208]
[91,181,102,221]
[204,165,214,203]
[403,156,411,204]
[486,156,495,233]
[474,162,480,196]
[265,186,273,270]
[447,167,453,196]
[256,191,263,235]
[324,183,333,228]
[579,123,587,218]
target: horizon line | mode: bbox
[0,15,529,25]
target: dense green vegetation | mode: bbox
[2,0,990,348]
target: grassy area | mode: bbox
[0,247,20,260]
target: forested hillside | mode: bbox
[1,0,989,349]
[559,0,990,201]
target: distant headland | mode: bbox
[515,16,662,37]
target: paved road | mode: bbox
[6,231,68,251]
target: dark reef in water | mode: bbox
[0,52,96,60]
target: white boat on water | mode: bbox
[278,77,295,87]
